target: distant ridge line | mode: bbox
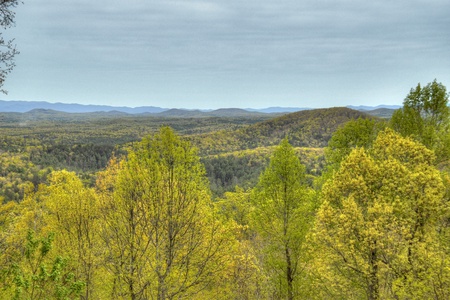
[0,100,167,114]
[0,100,401,114]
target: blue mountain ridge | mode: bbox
[0,100,401,114]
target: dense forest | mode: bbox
[0,80,449,299]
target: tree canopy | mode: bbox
[312,129,449,299]
[390,79,450,164]
[252,138,314,299]
[0,81,449,298]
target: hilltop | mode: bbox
[0,106,377,151]
[190,107,375,155]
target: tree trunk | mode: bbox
[368,244,379,300]
[286,245,294,300]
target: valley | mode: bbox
[0,106,373,201]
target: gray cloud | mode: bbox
[3,0,450,108]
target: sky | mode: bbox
[1,0,450,109]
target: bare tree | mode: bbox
[0,0,20,93]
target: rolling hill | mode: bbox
[190,107,376,155]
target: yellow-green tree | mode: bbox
[0,172,90,299]
[40,170,101,299]
[252,138,313,299]
[216,187,270,299]
[3,230,84,300]
[99,127,233,299]
[311,129,449,299]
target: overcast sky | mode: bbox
[1,0,450,109]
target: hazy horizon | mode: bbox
[2,1,449,109]
[0,99,402,113]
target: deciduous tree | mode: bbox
[0,0,20,93]
[99,127,233,299]
[4,230,84,300]
[326,117,385,170]
[41,170,101,300]
[252,138,314,299]
[311,129,449,299]
[390,79,450,164]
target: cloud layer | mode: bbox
[4,0,450,108]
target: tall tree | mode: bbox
[99,127,233,299]
[41,170,101,300]
[0,0,20,93]
[311,129,449,299]
[390,79,450,164]
[252,138,313,299]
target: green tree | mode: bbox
[40,170,101,299]
[0,170,102,299]
[326,117,386,170]
[390,79,450,164]
[99,127,233,299]
[2,230,84,300]
[311,129,449,299]
[252,138,313,299]
[217,187,253,235]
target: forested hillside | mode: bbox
[0,106,367,201]
[190,107,371,155]
[0,80,449,299]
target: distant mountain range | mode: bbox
[0,100,401,116]
[246,107,311,113]
[0,100,167,114]
[346,105,401,111]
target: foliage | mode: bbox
[99,127,235,299]
[0,152,49,202]
[0,81,449,299]
[252,138,315,299]
[311,129,449,299]
[1,230,84,300]
[191,107,373,155]
[390,79,450,164]
[203,146,324,197]
[37,170,102,299]
[325,117,386,169]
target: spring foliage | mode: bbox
[0,80,449,299]
[311,129,449,299]
[252,138,314,299]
